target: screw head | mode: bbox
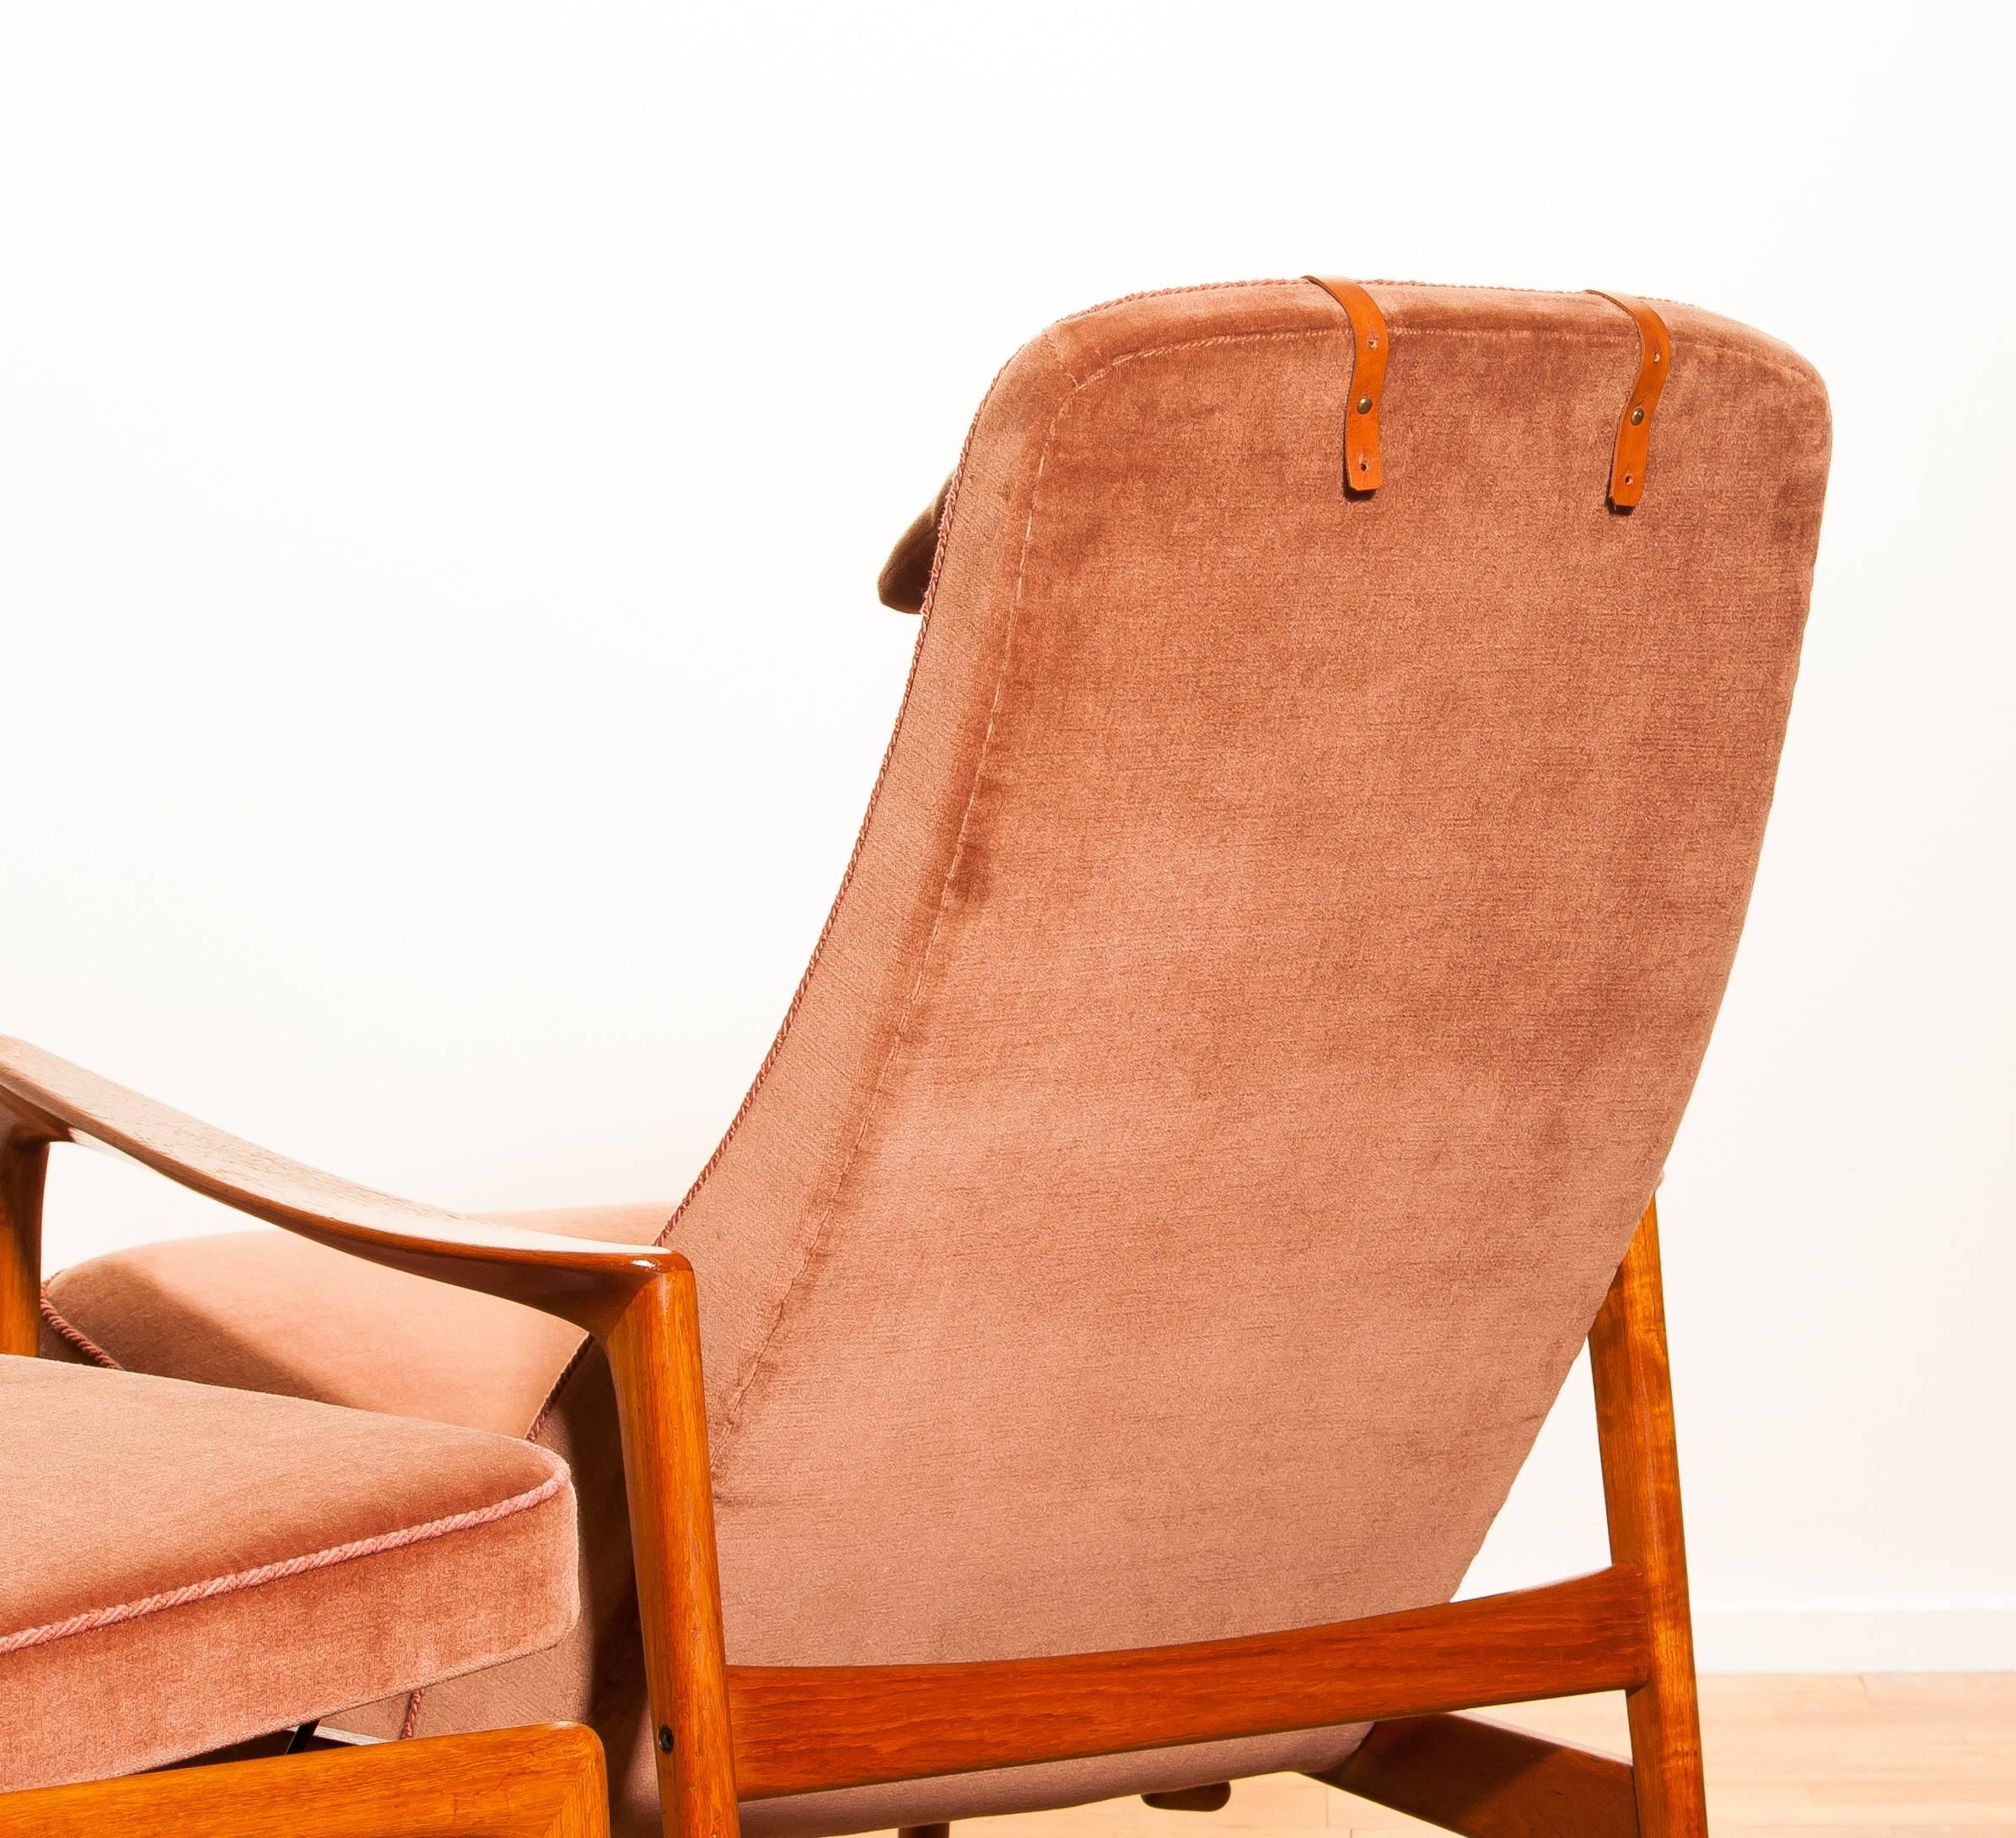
[1357,396,1373,414]
[1629,406,1646,425]
[658,1726,675,1754]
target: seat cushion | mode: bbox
[39,1205,672,1435]
[0,1358,578,1789]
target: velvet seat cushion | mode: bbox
[0,1358,578,1791]
[38,1205,673,1435]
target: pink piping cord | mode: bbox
[38,1293,122,1370]
[0,1471,567,1656]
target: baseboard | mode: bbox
[1694,1607,2016,1672]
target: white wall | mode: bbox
[3,3,2010,1671]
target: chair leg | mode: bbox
[1589,1199,1709,1838]
[0,1722,609,1838]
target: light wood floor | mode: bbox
[933,1676,2016,1838]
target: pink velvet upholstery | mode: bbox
[40,1207,668,1434]
[0,1358,578,1790]
[41,279,1830,1837]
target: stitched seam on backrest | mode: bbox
[642,344,1033,1263]
[708,330,1083,1457]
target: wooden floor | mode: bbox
[939,1677,2016,1838]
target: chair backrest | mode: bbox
[674,278,1830,1668]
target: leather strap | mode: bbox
[1305,277,1390,492]
[877,476,951,613]
[1589,291,1672,508]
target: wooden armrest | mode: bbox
[0,1035,676,1331]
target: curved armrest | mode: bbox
[0,1036,678,1331]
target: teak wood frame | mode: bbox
[0,1724,610,1838]
[0,1041,1709,1838]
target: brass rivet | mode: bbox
[1630,406,1645,425]
[1653,350,1663,363]
[658,1726,675,1754]
[1357,396,1373,414]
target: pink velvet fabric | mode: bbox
[42,280,1829,1836]
[0,1359,578,1789]
[40,1206,667,1433]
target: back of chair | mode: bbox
[675,279,1829,1676]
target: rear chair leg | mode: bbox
[1589,1199,1709,1838]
